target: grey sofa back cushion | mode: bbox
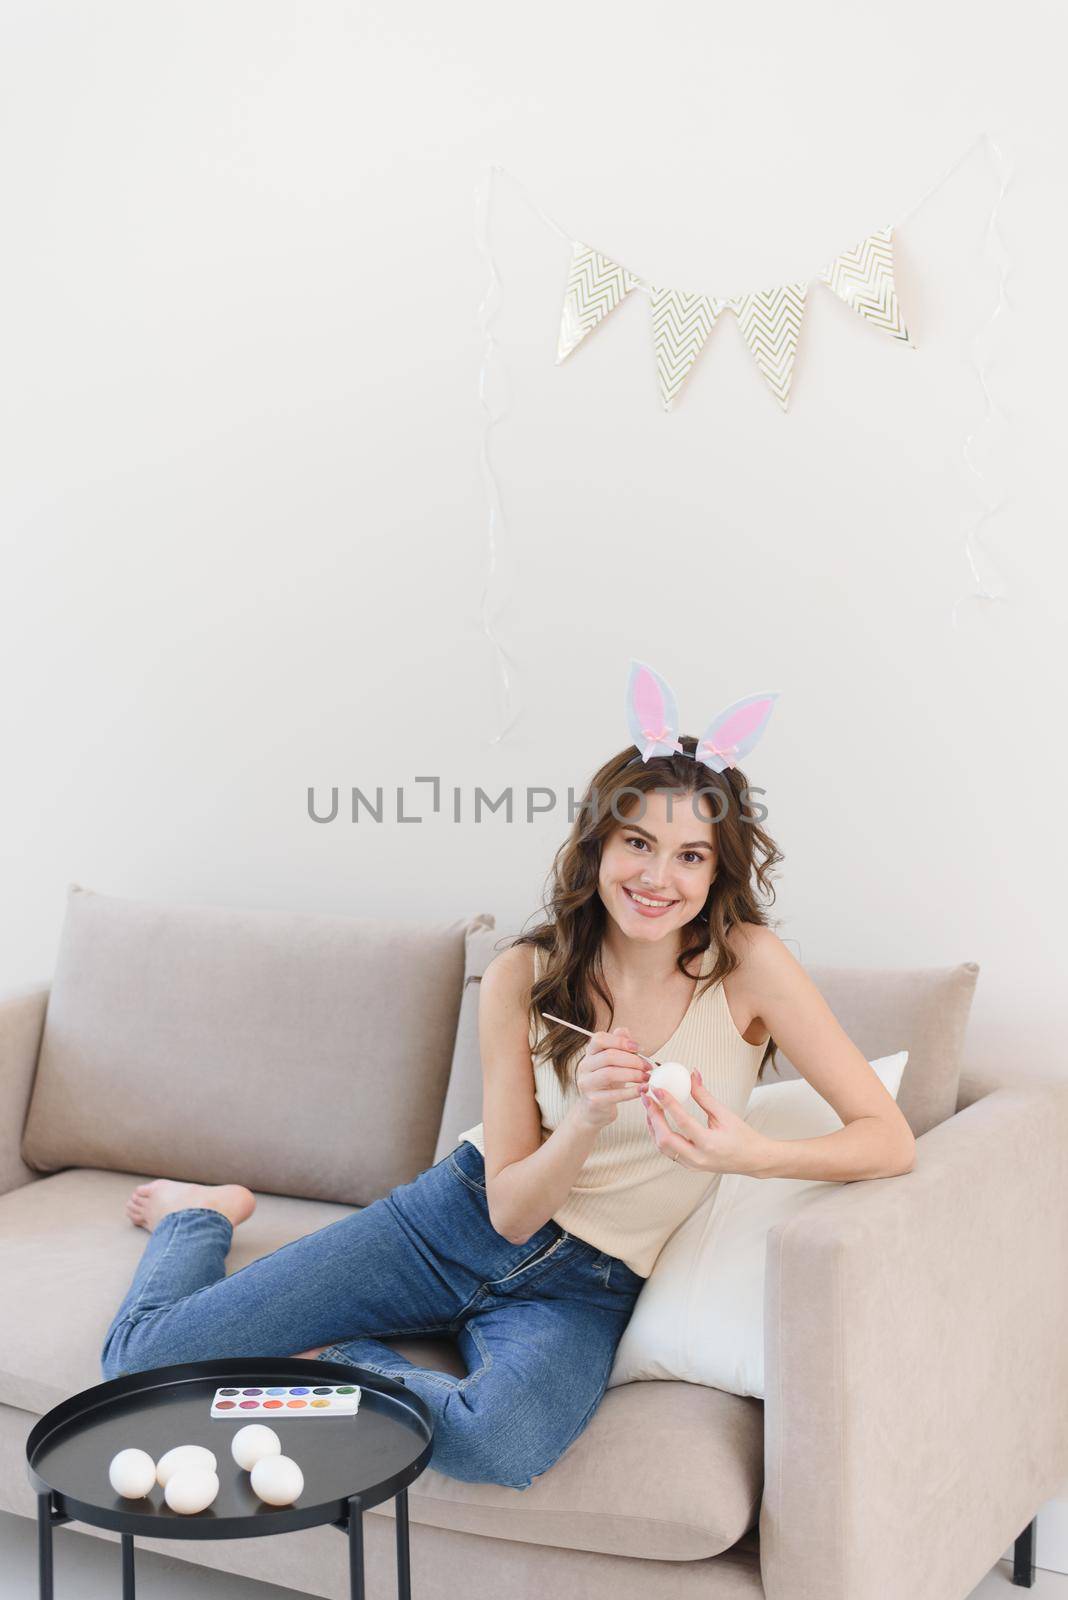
[438,923,979,1151]
[21,886,489,1206]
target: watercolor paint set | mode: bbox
[209,1384,362,1419]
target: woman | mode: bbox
[100,732,915,1490]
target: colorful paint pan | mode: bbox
[210,1384,361,1419]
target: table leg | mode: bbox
[1013,1517,1036,1586]
[37,1493,53,1600]
[347,1494,365,1600]
[121,1533,136,1599]
[395,1488,411,1600]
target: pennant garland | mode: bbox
[555,226,910,411]
[820,225,911,343]
[728,284,807,412]
[556,243,639,363]
[650,287,725,409]
[472,138,1001,752]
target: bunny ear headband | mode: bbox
[625,660,779,772]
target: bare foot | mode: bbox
[125,1178,257,1233]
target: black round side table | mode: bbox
[25,1357,434,1600]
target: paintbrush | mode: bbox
[541,1013,661,1068]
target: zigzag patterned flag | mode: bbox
[819,226,910,343]
[556,242,638,364]
[729,284,807,411]
[650,287,725,408]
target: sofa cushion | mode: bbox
[445,924,979,1144]
[21,886,487,1206]
[0,1168,762,1561]
[433,914,511,1164]
[0,1168,359,1413]
[609,1052,909,1399]
[372,1372,763,1561]
[768,961,979,1137]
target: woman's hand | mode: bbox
[640,1070,770,1176]
[574,1026,651,1128]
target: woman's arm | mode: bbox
[478,946,619,1245]
[734,925,916,1180]
[643,926,916,1181]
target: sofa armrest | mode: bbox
[760,1079,1068,1600]
[0,986,49,1197]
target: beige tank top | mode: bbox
[458,942,766,1277]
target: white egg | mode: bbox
[230,1427,281,1472]
[648,1060,692,1104]
[164,1467,220,1515]
[250,1454,304,1506]
[108,1448,157,1499]
[156,1444,217,1487]
[230,1423,282,1472]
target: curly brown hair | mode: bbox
[502,738,784,1091]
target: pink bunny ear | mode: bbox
[695,692,778,772]
[625,660,684,761]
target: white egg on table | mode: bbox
[231,1423,282,1472]
[250,1454,304,1506]
[108,1448,157,1499]
[164,1467,220,1515]
[156,1444,217,1487]
[648,1060,692,1104]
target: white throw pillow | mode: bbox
[607,1051,909,1399]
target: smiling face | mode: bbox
[597,788,717,941]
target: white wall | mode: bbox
[7,1,1065,1083]
[2,2,1065,1041]
[1,0,1066,1558]
[4,0,1066,1052]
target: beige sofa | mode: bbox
[2,886,1067,1600]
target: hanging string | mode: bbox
[488,162,656,296]
[486,162,573,247]
[951,133,1012,628]
[492,137,988,301]
[474,162,520,744]
[894,132,988,230]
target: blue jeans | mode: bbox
[100,1141,646,1490]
